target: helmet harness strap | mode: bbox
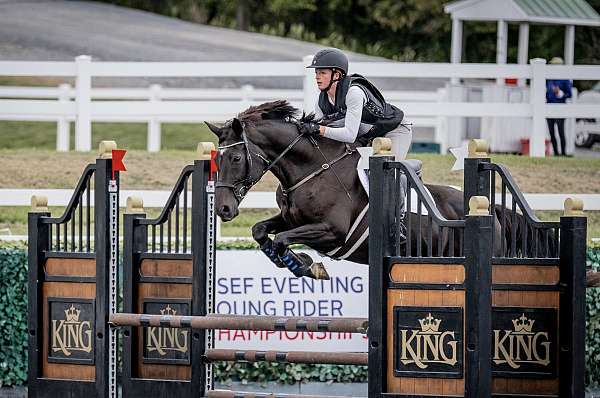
[321,68,344,92]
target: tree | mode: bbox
[98,0,600,65]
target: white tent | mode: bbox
[445,0,600,68]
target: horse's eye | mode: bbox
[233,154,242,162]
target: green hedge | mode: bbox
[0,243,28,387]
[1,243,599,387]
[586,244,600,387]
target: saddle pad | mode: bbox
[358,168,431,216]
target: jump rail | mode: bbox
[207,392,358,398]
[204,349,368,366]
[110,313,369,334]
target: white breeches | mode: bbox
[357,121,413,195]
[384,121,413,161]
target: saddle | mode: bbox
[329,157,422,261]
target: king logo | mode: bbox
[51,305,93,356]
[399,313,458,369]
[494,313,551,369]
[146,305,189,356]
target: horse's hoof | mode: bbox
[296,253,330,280]
[308,262,330,280]
[297,252,313,265]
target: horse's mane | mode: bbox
[237,100,316,124]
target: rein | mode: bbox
[216,121,355,202]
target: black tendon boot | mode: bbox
[259,239,287,268]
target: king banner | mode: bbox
[142,300,191,364]
[492,307,557,378]
[48,298,95,364]
[393,307,464,378]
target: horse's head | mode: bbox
[206,118,267,222]
[206,100,301,221]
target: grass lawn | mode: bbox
[0,121,215,151]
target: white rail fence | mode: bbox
[2,189,599,242]
[0,55,599,156]
[0,83,444,152]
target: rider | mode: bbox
[299,47,413,160]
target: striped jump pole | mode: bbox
[109,313,369,334]
[207,391,360,398]
[205,349,368,366]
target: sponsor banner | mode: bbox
[143,299,192,365]
[48,298,95,364]
[393,307,463,378]
[215,250,369,352]
[492,307,557,378]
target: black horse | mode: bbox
[206,100,492,279]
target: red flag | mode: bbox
[210,149,218,180]
[112,149,127,180]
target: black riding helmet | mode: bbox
[306,48,348,91]
[306,48,349,75]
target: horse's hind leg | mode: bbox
[272,223,344,280]
[252,213,289,269]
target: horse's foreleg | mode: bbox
[252,213,286,245]
[272,223,343,280]
[252,214,289,269]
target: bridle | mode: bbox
[216,120,355,203]
[216,121,305,202]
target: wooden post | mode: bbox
[559,198,587,397]
[464,196,493,397]
[517,23,529,86]
[368,141,395,397]
[463,139,491,215]
[56,84,71,151]
[27,198,50,397]
[147,84,161,152]
[530,58,547,157]
[121,197,146,398]
[75,55,92,152]
[303,55,318,113]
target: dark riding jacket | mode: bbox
[318,74,404,144]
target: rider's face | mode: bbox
[315,69,333,91]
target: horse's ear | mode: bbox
[205,122,222,137]
[231,118,243,136]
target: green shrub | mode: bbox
[586,244,600,387]
[0,243,28,387]
[2,243,600,387]
[213,362,367,385]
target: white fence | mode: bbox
[2,189,598,242]
[5,189,600,211]
[0,55,599,156]
[0,82,444,152]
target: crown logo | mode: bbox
[64,305,81,323]
[418,313,442,333]
[512,314,535,334]
[160,305,177,316]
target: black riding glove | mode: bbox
[298,121,321,136]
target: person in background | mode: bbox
[546,56,573,156]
